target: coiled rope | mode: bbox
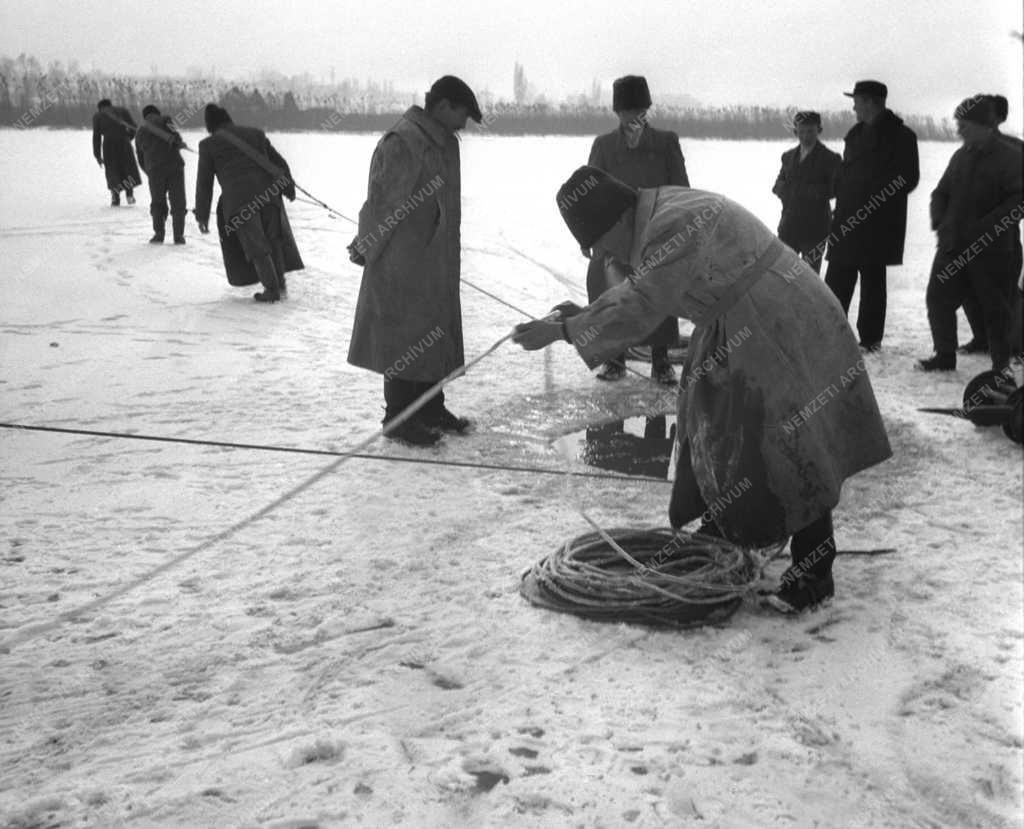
[520,527,785,627]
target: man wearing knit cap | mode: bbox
[919,95,1023,374]
[513,166,892,614]
[135,104,187,244]
[348,76,482,447]
[772,111,841,273]
[825,80,919,352]
[584,75,690,384]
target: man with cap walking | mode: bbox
[772,111,841,274]
[93,99,142,207]
[919,95,1023,374]
[347,76,482,446]
[135,104,188,244]
[825,81,919,352]
[585,75,690,384]
[513,166,891,613]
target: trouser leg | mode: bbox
[788,510,836,579]
[961,282,987,346]
[252,254,281,297]
[802,245,824,275]
[926,252,967,355]
[856,264,887,345]
[969,256,1015,372]
[824,262,858,313]
[168,169,187,240]
[148,174,168,238]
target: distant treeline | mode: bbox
[0,58,959,140]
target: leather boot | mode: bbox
[150,215,165,244]
[171,213,186,245]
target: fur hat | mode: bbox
[612,76,652,112]
[556,166,638,249]
[955,96,995,127]
[96,99,112,110]
[142,104,161,118]
[204,103,232,132]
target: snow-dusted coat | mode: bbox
[564,187,892,544]
[92,106,141,191]
[347,107,464,382]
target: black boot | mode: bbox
[766,512,836,614]
[171,213,186,245]
[917,352,956,372]
[110,190,120,207]
[252,255,281,303]
[957,338,988,355]
[126,188,136,205]
[150,215,165,244]
[651,346,676,386]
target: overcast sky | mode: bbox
[2,0,1022,129]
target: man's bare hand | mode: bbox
[512,320,562,350]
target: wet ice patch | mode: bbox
[550,415,676,477]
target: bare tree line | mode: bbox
[0,54,958,140]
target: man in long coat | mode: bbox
[347,76,482,446]
[92,99,141,206]
[194,104,303,303]
[513,167,892,614]
[825,80,919,351]
[586,75,690,383]
[135,104,187,244]
[772,111,841,273]
[919,96,1023,373]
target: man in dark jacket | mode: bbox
[135,104,187,244]
[347,76,482,447]
[92,99,142,207]
[919,96,1023,373]
[194,104,301,303]
[824,81,920,351]
[772,111,841,273]
[585,75,690,384]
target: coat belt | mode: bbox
[693,239,788,327]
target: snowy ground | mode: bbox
[0,128,1021,829]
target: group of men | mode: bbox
[91,99,303,301]
[343,73,1020,614]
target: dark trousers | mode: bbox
[962,284,987,346]
[926,249,1016,371]
[824,262,887,345]
[383,378,444,423]
[586,257,677,365]
[147,167,186,237]
[694,499,835,577]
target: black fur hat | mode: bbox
[612,76,652,112]
[142,104,161,118]
[556,166,638,249]
[955,96,995,127]
[204,103,232,132]
[96,98,111,109]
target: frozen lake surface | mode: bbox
[1,128,1021,828]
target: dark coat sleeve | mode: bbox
[664,131,690,186]
[265,139,296,199]
[92,113,102,162]
[968,148,1024,241]
[825,148,841,198]
[587,136,604,169]
[897,126,920,194]
[194,141,215,225]
[772,150,789,199]
[930,154,954,231]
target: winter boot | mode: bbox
[126,189,136,205]
[110,190,120,207]
[150,215,165,244]
[171,214,186,245]
[958,338,988,355]
[597,360,626,381]
[917,352,956,372]
[651,346,677,386]
[383,416,442,447]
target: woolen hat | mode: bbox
[985,94,1009,125]
[793,110,822,128]
[427,75,482,123]
[954,96,995,126]
[612,76,652,112]
[556,166,638,249]
[204,103,232,132]
[844,80,887,100]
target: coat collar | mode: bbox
[404,105,450,148]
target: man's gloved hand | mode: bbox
[347,238,367,266]
[549,300,584,319]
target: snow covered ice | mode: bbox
[1,128,1022,828]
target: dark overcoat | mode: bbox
[564,187,892,545]
[347,107,464,382]
[135,113,185,175]
[92,106,142,191]
[827,110,919,266]
[587,124,690,345]
[194,124,304,282]
[772,141,841,250]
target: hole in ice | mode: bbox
[551,415,676,478]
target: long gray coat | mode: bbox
[347,107,464,382]
[564,187,892,544]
